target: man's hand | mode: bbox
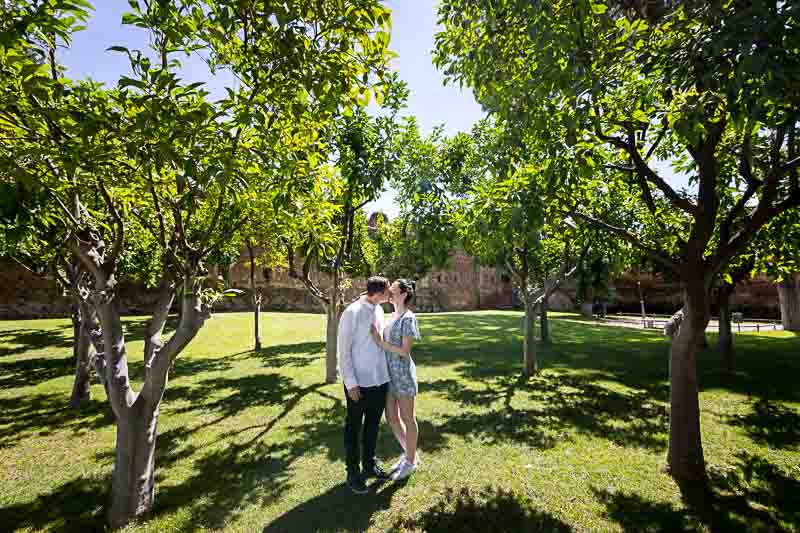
[347,386,361,402]
[370,324,382,345]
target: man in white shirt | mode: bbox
[337,276,391,494]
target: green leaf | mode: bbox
[118,76,146,90]
[632,109,648,123]
[591,3,608,14]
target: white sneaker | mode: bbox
[392,458,416,481]
[391,455,406,472]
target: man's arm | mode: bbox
[337,309,358,391]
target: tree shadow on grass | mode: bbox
[0,354,75,389]
[264,478,405,533]
[139,372,344,528]
[10,349,339,530]
[168,356,234,379]
[418,312,800,404]
[253,341,325,369]
[0,393,111,449]
[120,315,180,344]
[0,326,73,357]
[697,333,800,404]
[393,485,573,533]
[422,371,669,452]
[163,372,312,427]
[154,440,292,530]
[725,398,800,451]
[151,391,347,529]
[592,451,800,532]
[0,473,109,532]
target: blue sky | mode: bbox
[59,2,686,217]
[59,1,485,217]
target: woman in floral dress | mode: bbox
[371,279,421,481]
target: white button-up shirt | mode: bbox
[337,297,389,390]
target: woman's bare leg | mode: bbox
[398,396,418,464]
[385,393,407,453]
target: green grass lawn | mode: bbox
[0,311,798,532]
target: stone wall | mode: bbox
[0,251,784,319]
[0,262,172,319]
[608,273,781,319]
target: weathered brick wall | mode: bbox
[0,251,783,319]
[0,261,171,318]
[609,273,781,318]
[0,265,72,318]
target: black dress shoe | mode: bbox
[362,463,391,481]
[347,473,368,494]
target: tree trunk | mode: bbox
[523,296,538,375]
[69,321,93,409]
[254,296,262,351]
[581,287,593,317]
[324,270,341,384]
[69,300,103,409]
[540,297,550,343]
[778,275,800,331]
[718,285,734,376]
[667,280,709,483]
[96,272,205,528]
[325,303,339,383]
[70,302,81,365]
[247,241,262,351]
[110,401,158,528]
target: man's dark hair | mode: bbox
[366,276,389,296]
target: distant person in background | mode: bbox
[337,276,392,494]
[371,279,422,481]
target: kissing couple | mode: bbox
[336,275,422,494]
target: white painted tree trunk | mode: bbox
[778,275,800,331]
[254,298,262,351]
[540,297,550,343]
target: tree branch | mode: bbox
[8,255,43,277]
[147,168,167,247]
[602,164,635,172]
[713,193,800,276]
[172,199,192,256]
[202,215,249,257]
[645,125,668,160]
[775,155,800,180]
[97,178,124,274]
[569,210,679,272]
[285,239,330,305]
[789,121,799,196]
[597,122,697,214]
[197,183,228,252]
[48,189,81,228]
